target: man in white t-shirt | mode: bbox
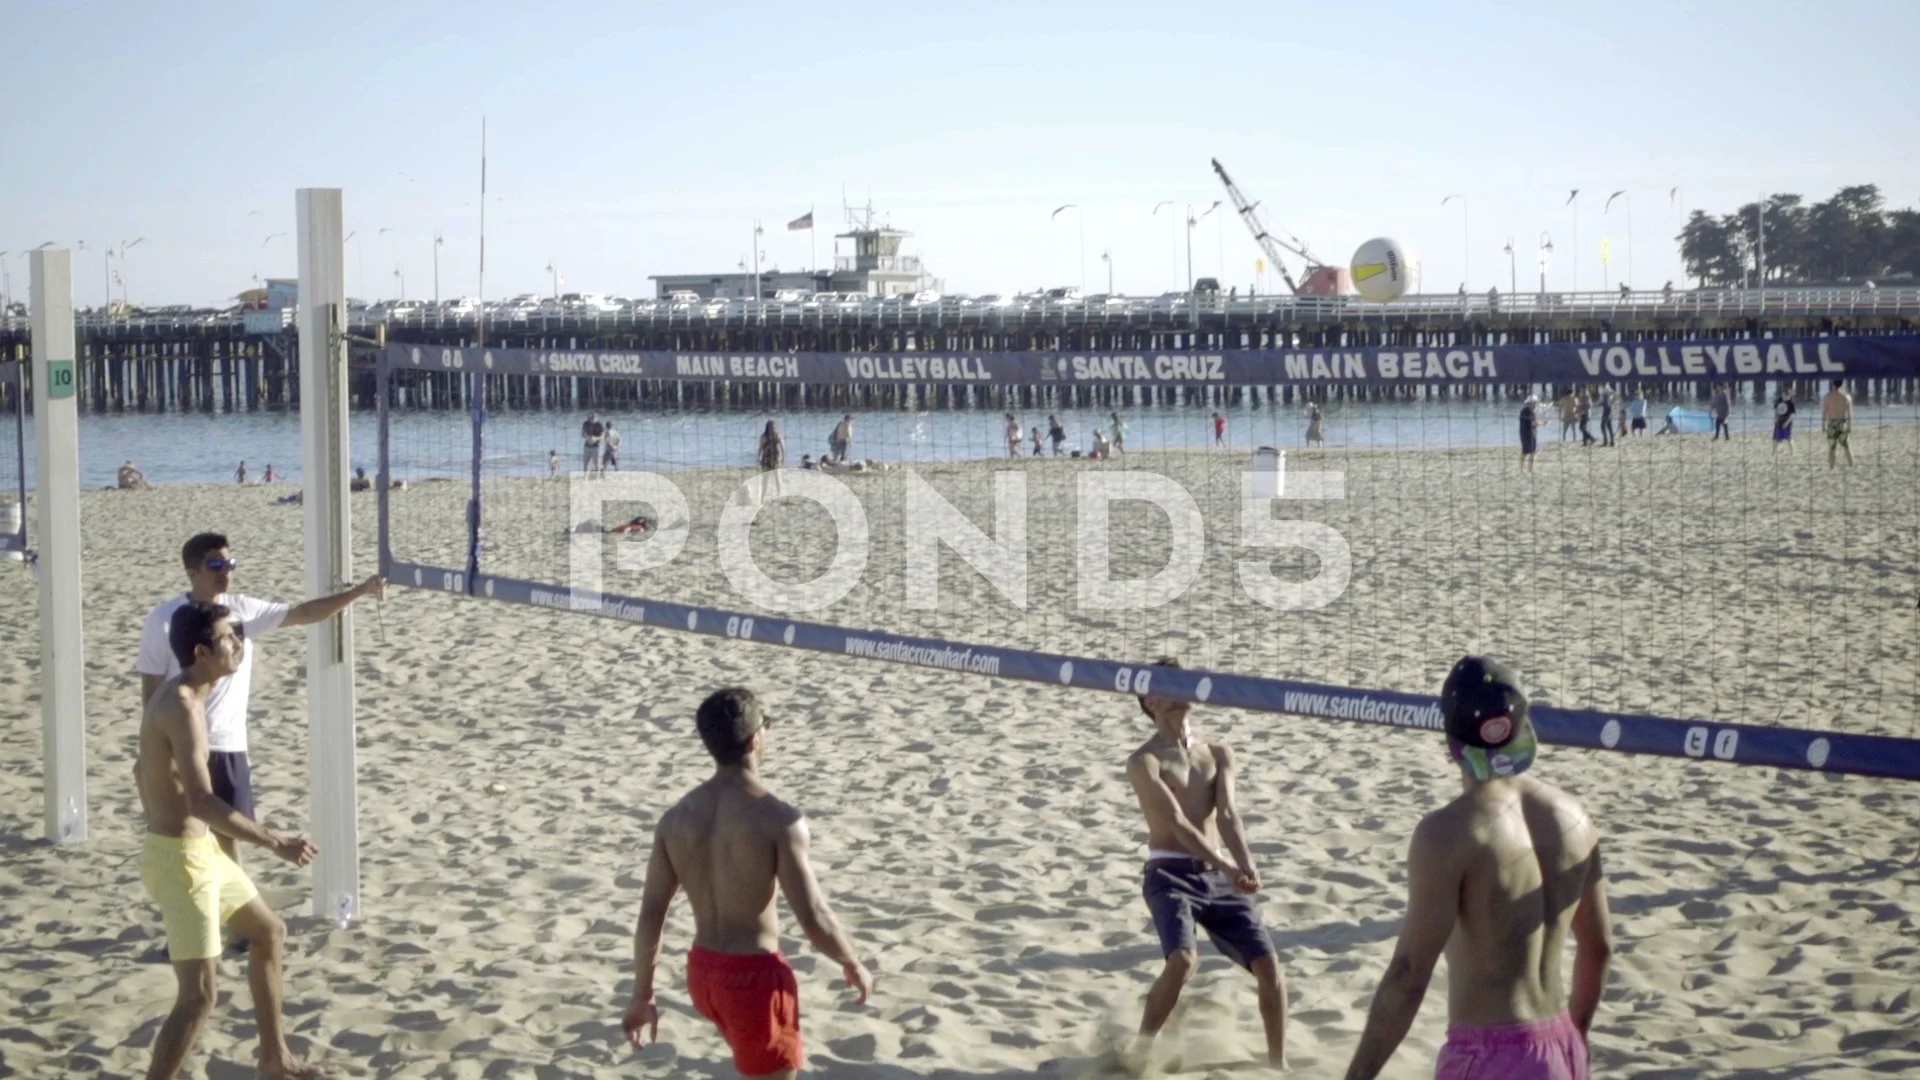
[138,531,384,868]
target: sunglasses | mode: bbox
[203,558,239,573]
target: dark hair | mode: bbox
[696,687,765,765]
[181,533,229,570]
[1137,656,1183,717]
[169,600,234,669]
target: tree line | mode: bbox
[1677,185,1920,288]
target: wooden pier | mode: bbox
[2,289,1917,416]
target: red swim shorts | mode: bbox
[687,946,804,1075]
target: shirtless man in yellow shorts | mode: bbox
[135,600,324,1079]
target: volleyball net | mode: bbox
[375,337,1920,781]
[0,361,26,557]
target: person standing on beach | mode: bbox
[1519,395,1543,472]
[548,450,561,478]
[603,423,622,472]
[1598,386,1616,447]
[1047,414,1067,456]
[1627,388,1648,437]
[582,413,607,477]
[1343,656,1613,1080]
[1576,392,1596,447]
[1822,380,1854,469]
[1126,658,1286,1069]
[829,414,853,464]
[756,420,786,501]
[1031,425,1044,457]
[1305,402,1325,447]
[139,533,385,871]
[1110,411,1129,453]
[1212,411,1227,446]
[1773,389,1796,453]
[1005,413,1024,458]
[262,464,279,484]
[135,600,325,1080]
[1711,385,1733,442]
[1557,391,1579,443]
[624,687,872,1078]
[235,461,250,485]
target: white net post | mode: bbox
[297,189,361,924]
[30,248,86,844]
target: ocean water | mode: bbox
[0,396,1911,492]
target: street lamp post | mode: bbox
[1606,191,1632,291]
[1566,189,1580,292]
[1101,248,1112,295]
[1152,201,1175,291]
[1537,232,1554,296]
[433,231,444,306]
[1051,205,1085,294]
[1442,194,1468,290]
[546,261,561,300]
[1502,236,1517,296]
[1186,201,1220,292]
[394,266,406,302]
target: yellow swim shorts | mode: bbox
[140,833,258,962]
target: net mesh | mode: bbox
[380,364,1920,741]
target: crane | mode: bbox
[1211,157,1325,295]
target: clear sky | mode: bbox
[4,0,1916,308]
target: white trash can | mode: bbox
[1251,447,1285,500]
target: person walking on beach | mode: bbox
[548,450,561,478]
[1711,385,1733,441]
[235,461,250,485]
[624,687,873,1078]
[1110,411,1129,454]
[1822,380,1854,470]
[829,415,853,464]
[1343,656,1613,1080]
[1305,402,1325,447]
[1519,394,1543,472]
[755,420,786,501]
[603,423,622,472]
[1627,388,1648,437]
[1598,386,1616,447]
[1031,425,1044,457]
[139,533,385,872]
[581,413,607,477]
[135,600,325,1080]
[1557,391,1579,443]
[1773,389,1796,453]
[1576,391,1596,447]
[1212,411,1227,446]
[1047,414,1067,456]
[1005,413,1024,458]
[1126,658,1286,1069]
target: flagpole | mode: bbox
[810,204,816,276]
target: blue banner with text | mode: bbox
[383,335,1920,387]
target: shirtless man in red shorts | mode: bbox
[624,687,873,1077]
[1343,656,1614,1080]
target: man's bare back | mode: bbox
[1424,774,1600,1026]
[655,775,800,955]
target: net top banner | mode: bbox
[383,335,1920,387]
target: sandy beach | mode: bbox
[2,422,1917,1078]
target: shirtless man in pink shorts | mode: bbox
[1344,656,1614,1080]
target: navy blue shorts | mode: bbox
[1143,858,1276,970]
[207,751,255,820]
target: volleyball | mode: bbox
[1350,237,1410,303]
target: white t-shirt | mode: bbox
[137,593,291,753]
